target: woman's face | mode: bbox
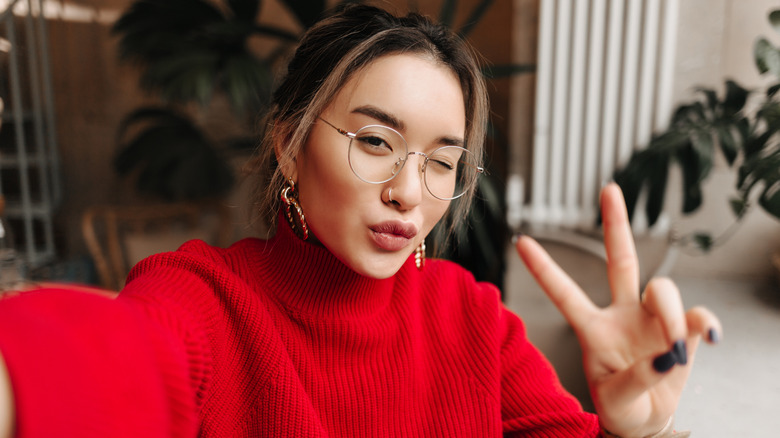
[290,53,466,279]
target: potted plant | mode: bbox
[614,8,780,272]
[111,0,533,288]
[111,0,308,201]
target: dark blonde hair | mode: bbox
[249,4,488,243]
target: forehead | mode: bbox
[325,53,466,134]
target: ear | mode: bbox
[272,120,298,181]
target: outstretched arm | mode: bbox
[514,183,721,437]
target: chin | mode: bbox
[349,255,408,279]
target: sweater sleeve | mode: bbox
[497,303,601,437]
[0,279,210,437]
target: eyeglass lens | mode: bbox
[347,125,479,200]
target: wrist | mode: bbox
[601,416,689,438]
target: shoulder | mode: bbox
[130,238,260,279]
[121,238,267,310]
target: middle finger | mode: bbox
[601,183,640,304]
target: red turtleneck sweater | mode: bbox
[0,220,600,437]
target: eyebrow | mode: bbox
[351,105,465,148]
[351,105,405,131]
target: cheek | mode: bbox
[422,200,451,237]
[295,143,362,220]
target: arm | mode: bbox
[0,350,13,438]
[0,288,204,438]
[515,183,721,437]
[498,304,601,436]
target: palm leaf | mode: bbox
[481,63,535,79]
[438,0,458,28]
[458,0,495,37]
[279,0,327,28]
[115,107,233,201]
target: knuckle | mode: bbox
[644,277,679,298]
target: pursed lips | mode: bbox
[369,221,419,251]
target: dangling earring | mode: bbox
[280,177,309,240]
[415,240,426,270]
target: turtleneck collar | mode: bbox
[251,216,405,319]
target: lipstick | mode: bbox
[369,221,418,251]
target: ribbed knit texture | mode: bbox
[0,220,600,437]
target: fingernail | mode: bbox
[708,328,720,344]
[653,351,676,373]
[511,232,524,244]
[672,339,688,365]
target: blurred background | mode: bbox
[0,0,779,435]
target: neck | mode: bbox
[254,217,401,318]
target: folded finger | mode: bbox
[515,235,599,329]
[592,334,698,415]
[686,306,722,344]
[641,278,688,363]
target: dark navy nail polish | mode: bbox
[708,328,720,344]
[671,340,688,365]
[653,351,676,373]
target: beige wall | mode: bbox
[668,0,780,279]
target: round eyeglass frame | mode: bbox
[319,118,484,200]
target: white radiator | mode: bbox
[511,0,679,231]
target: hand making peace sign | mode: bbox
[514,183,722,437]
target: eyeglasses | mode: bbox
[319,118,483,200]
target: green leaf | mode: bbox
[757,100,780,131]
[738,151,780,195]
[227,0,261,23]
[115,107,233,201]
[250,24,299,42]
[736,117,751,144]
[696,87,719,110]
[614,150,654,222]
[651,129,691,152]
[140,50,220,105]
[729,197,749,218]
[439,0,458,28]
[645,153,670,227]
[690,130,715,180]
[767,83,780,97]
[481,63,535,79]
[458,0,495,37]
[279,0,326,28]
[715,124,738,165]
[221,54,273,112]
[759,181,780,220]
[676,143,704,214]
[754,37,780,78]
[723,80,749,116]
[769,9,780,35]
[744,129,773,157]
[693,233,714,251]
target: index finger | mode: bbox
[601,183,640,304]
[515,235,599,329]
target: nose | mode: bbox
[387,153,425,209]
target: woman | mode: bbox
[0,5,719,437]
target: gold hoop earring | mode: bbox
[280,178,309,240]
[415,240,426,270]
